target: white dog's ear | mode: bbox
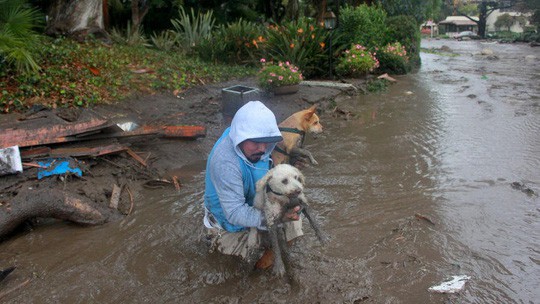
[256,174,272,193]
[292,166,305,185]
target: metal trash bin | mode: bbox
[221,85,259,119]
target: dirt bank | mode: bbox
[0,76,363,240]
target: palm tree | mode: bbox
[0,0,42,74]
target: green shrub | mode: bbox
[366,78,389,93]
[0,37,257,112]
[376,41,409,74]
[257,60,303,90]
[335,44,379,77]
[522,30,540,43]
[150,30,177,51]
[197,19,266,65]
[0,0,43,74]
[384,15,421,68]
[110,22,149,46]
[337,4,388,50]
[171,7,215,55]
[263,17,329,78]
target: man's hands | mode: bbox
[282,206,301,222]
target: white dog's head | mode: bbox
[259,164,305,198]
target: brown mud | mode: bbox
[0,77,361,241]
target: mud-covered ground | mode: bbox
[2,39,538,303]
[0,77,359,239]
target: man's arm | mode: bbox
[210,158,264,229]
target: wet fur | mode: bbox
[254,164,327,277]
[272,105,323,166]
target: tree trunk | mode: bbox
[0,188,121,241]
[286,0,300,21]
[45,0,107,41]
[131,0,150,33]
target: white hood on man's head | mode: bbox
[229,101,282,161]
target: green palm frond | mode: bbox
[0,0,42,74]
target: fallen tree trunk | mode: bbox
[0,189,122,240]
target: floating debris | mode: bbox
[0,146,22,176]
[428,275,471,293]
[511,182,538,197]
[37,158,83,179]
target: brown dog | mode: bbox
[272,105,323,166]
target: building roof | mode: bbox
[439,16,478,26]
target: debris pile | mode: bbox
[0,108,206,240]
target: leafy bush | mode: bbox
[366,78,389,93]
[376,42,409,74]
[171,7,215,55]
[263,17,329,78]
[335,44,379,77]
[150,30,177,51]
[337,4,388,50]
[384,15,421,68]
[0,37,256,112]
[522,30,540,43]
[0,0,42,74]
[257,59,303,90]
[110,22,149,46]
[197,19,266,64]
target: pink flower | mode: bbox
[260,58,266,63]
[279,76,283,80]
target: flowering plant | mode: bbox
[381,42,408,61]
[375,41,410,74]
[335,44,379,77]
[257,59,304,90]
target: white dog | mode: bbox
[253,164,327,277]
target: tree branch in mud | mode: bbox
[0,188,122,241]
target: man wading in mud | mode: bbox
[203,101,303,268]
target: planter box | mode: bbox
[221,85,259,118]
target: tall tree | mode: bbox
[449,0,514,38]
[495,12,513,31]
[130,0,150,33]
[377,0,442,24]
[45,0,107,40]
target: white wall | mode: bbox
[486,9,531,33]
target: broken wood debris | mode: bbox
[0,114,206,179]
[415,213,436,225]
[0,278,31,300]
[172,175,181,191]
[126,186,134,215]
[0,121,206,149]
[377,73,397,82]
[0,266,15,283]
[109,184,123,209]
[126,149,147,167]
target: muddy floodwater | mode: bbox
[1,39,539,303]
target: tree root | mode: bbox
[0,188,122,240]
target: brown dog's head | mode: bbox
[302,105,323,135]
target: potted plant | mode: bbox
[257,59,303,94]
